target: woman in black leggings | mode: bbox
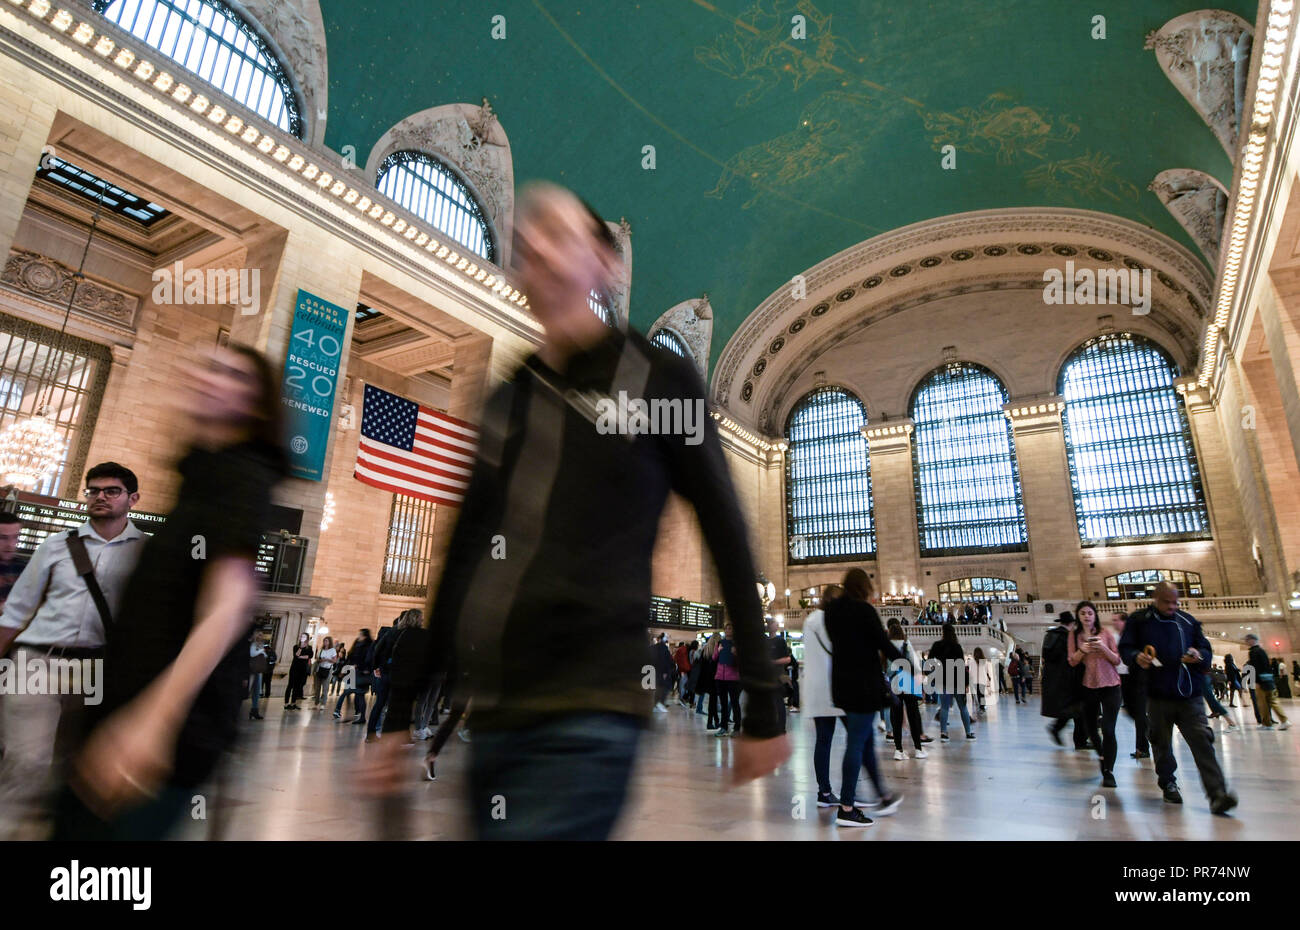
[886,620,927,759]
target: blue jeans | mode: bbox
[838,711,886,808]
[1201,675,1229,717]
[939,694,972,736]
[469,712,642,840]
[336,674,371,718]
[249,673,263,714]
[367,674,391,733]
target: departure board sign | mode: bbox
[281,289,346,481]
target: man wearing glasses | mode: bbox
[0,462,145,839]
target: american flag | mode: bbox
[354,383,477,506]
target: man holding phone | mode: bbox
[1118,582,1236,814]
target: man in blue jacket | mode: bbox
[1118,582,1236,814]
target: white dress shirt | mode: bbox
[0,519,147,648]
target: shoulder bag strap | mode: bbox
[66,529,113,632]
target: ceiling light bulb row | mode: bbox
[1199,0,1294,388]
[12,2,532,313]
[709,411,780,452]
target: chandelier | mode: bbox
[0,167,105,492]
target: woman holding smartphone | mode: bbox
[1068,600,1123,787]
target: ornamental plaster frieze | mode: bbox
[712,210,1212,409]
[1,247,139,332]
[741,275,1200,434]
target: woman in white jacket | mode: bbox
[802,584,845,808]
[887,619,929,760]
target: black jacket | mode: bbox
[927,636,966,695]
[1118,607,1212,700]
[1039,625,1074,718]
[420,329,782,737]
[824,599,901,713]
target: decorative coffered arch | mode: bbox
[712,208,1214,434]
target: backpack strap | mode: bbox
[66,529,113,634]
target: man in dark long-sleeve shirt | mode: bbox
[1118,582,1236,814]
[365,182,788,838]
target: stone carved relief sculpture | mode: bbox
[649,296,713,379]
[235,0,329,145]
[1149,169,1228,265]
[1,249,138,329]
[1145,10,1253,157]
[367,101,516,265]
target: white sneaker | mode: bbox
[893,749,906,761]
[914,748,928,759]
[1280,721,1292,731]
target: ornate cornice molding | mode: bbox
[712,209,1213,422]
[1,247,138,331]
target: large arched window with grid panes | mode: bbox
[376,151,496,262]
[911,362,1027,555]
[1059,333,1210,545]
[785,387,874,562]
[651,329,688,358]
[93,0,304,138]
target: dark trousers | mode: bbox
[812,715,846,796]
[890,694,924,751]
[1081,684,1123,774]
[718,680,742,731]
[335,675,371,718]
[52,783,194,840]
[1012,677,1026,702]
[1120,672,1149,753]
[1147,696,1227,799]
[367,674,391,733]
[469,713,641,840]
[839,711,886,808]
[1051,708,1091,748]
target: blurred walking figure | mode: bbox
[53,344,287,839]
[696,632,720,726]
[887,619,927,760]
[335,629,375,723]
[930,624,974,741]
[1111,612,1149,760]
[365,181,788,838]
[1042,612,1089,750]
[825,569,903,827]
[248,632,269,720]
[1245,633,1290,730]
[652,633,674,713]
[802,584,844,807]
[0,462,146,839]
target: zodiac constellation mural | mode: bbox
[696,0,1140,213]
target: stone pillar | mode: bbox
[224,226,364,590]
[1260,273,1300,473]
[0,74,55,259]
[863,421,921,597]
[1176,378,1262,595]
[424,334,495,610]
[1003,398,1083,599]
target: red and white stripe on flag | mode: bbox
[353,382,478,507]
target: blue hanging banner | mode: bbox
[280,289,347,481]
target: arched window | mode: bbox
[1059,334,1210,544]
[938,577,1019,602]
[93,0,304,138]
[1105,569,1203,600]
[785,387,874,561]
[376,152,496,262]
[651,329,688,358]
[588,290,615,326]
[910,362,1027,555]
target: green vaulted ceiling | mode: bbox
[320,0,1257,370]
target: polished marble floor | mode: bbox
[177,689,1300,840]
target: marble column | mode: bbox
[863,421,920,597]
[1003,398,1083,599]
